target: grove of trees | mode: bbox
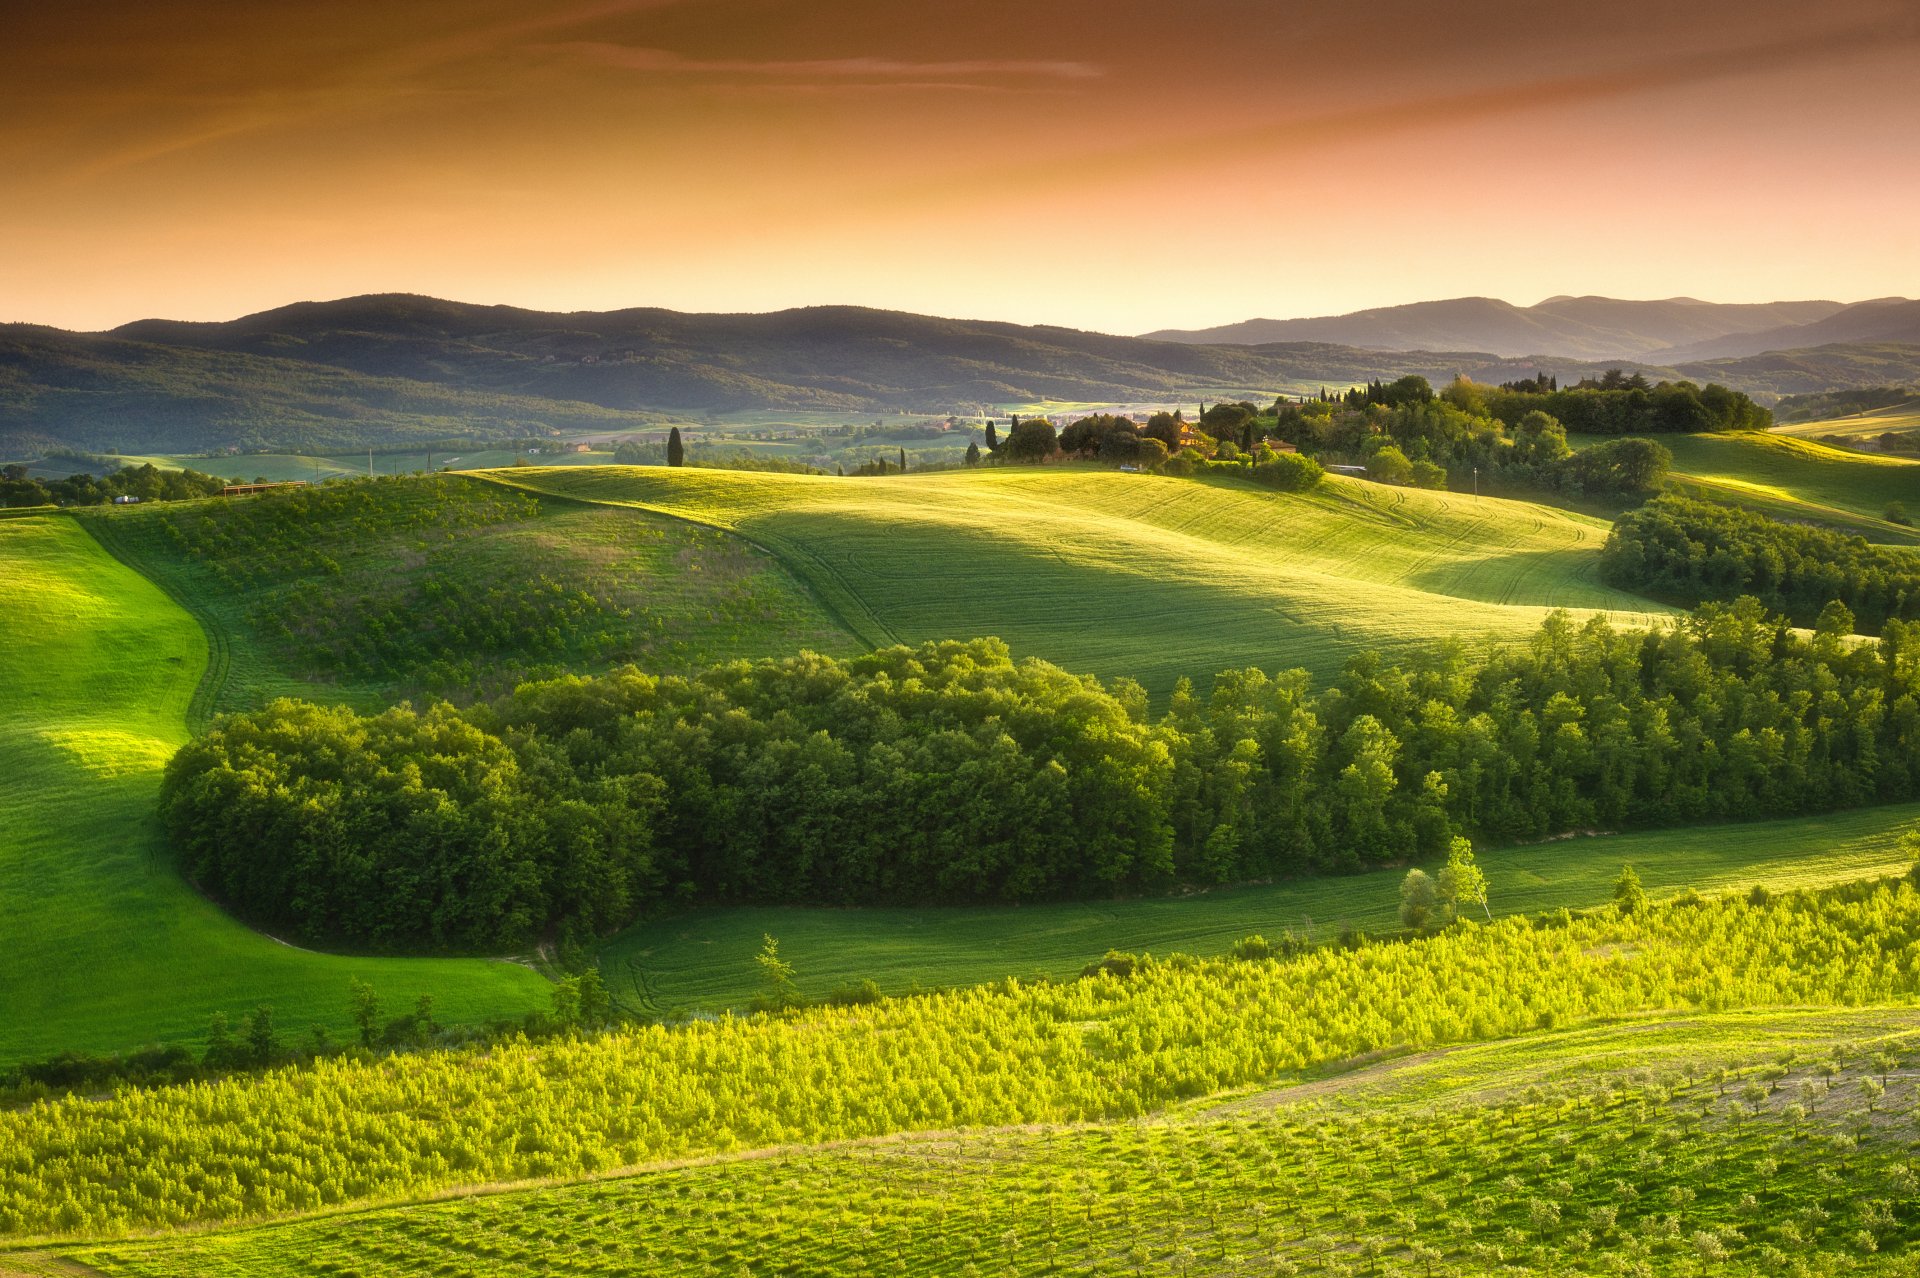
[165,601,1920,951]
[1602,494,1920,631]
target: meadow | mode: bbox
[598,801,1920,1014]
[1772,397,1920,446]
[0,514,552,1067]
[51,1007,1920,1278]
[490,465,1668,695]
[80,475,854,718]
[1658,430,1920,541]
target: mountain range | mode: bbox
[1146,296,1920,363]
[4,294,1918,457]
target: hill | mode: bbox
[1145,295,1851,359]
[0,513,550,1067]
[486,464,1669,696]
[1654,298,1920,362]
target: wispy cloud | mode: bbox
[566,42,1103,85]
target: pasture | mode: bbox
[1650,430,1920,541]
[490,465,1669,696]
[598,801,1920,1014]
[0,514,551,1066]
[80,475,854,717]
[1772,397,1920,445]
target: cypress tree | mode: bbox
[899,447,907,472]
[667,426,685,468]
[985,422,1000,453]
[965,441,981,466]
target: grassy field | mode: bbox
[598,801,1920,1014]
[79,475,854,718]
[490,465,1668,696]
[45,1006,1920,1277]
[1654,431,1920,541]
[1772,398,1920,444]
[0,514,552,1066]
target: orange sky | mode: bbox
[4,0,1917,333]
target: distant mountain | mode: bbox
[6,294,1919,458]
[0,296,1538,455]
[1145,296,1852,361]
[1650,299,1920,362]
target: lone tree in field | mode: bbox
[984,421,1000,453]
[899,447,907,472]
[756,934,798,1008]
[1614,865,1649,918]
[349,978,380,1047]
[667,426,685,467]
[965,441,981,466]
[1399,869,1445,932]
[1439,836,1490,922]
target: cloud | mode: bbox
[567,42,1103,84]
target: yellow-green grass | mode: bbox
[79,476,856,719]
[599,801,1920,1014]
[1771,399,1920,444]
[1653,431,1920,542]
[489,465,1669,697]
[0,515,551,1066]
[50,1007,1920,1278]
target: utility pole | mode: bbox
[1472,465,1478,498]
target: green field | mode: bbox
[490,465,1668,696]
[79,475,854,718]
[39,1006,1920,1277]
[1772,398,1920,445]
[599,801,1920,1014]
[1655,431,1920,541]
[0,514,552,1066]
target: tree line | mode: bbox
[0,461,228,508]
[164,601,1920,952]
[1602,494,1920,632]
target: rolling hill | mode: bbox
[0,513,551,1067]
[1144,295,1852,359]
[487,464,1669,696]
[1654,297,1920,362]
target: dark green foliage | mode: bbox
[666,427,685,467]
[1480,378,1770,434]
[0,461,227,508]
[165,605,1920,950]
[1248,451,1324,491]
[1557,435,1673,494]
[1002,417,1059,462]
[1603,494,1920,630]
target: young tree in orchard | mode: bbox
[1439,837,1490,922]
[756,934,799,1008]
[667,426,685,467]
[1614,865,1649,918]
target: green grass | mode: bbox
[488,465,1669,697]
[78,475,855,717]
[1654,431,1920,541]
[1772,398,1920,444]
[0,514,552,1066]
[599,801,1920,1014]
[51,1006,1920,1277]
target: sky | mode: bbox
[4,0,1918,334]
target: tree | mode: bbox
[1400,869,1444,932]
[756,934,798,1008]
[1002,418,1058,464]
[1366,446,1413,486]
[984,421,1000,453]
[667,426,685,468]
[1438,837,1490,922]
[1613,865,1649,918]
[243,1005,278,1065]
[965,441,981,466]
[350,978,381,1047]
[899,447,907,473]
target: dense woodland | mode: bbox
[165,602,1920,951]
[1603,495,1920,631]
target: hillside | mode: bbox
[487,465,1669,695]
[1145,295,1851,359]
[50,1007,1920,1277]
[1655,298,1920,362]
[0,514,550,1066]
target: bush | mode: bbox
[1249,452,1324,492]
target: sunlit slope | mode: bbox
[600,801,1920,1015]
[1644,430,1920,542]
[0,515,550,1065]
[492,466,1669,693]
[1771,398,1920,444]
